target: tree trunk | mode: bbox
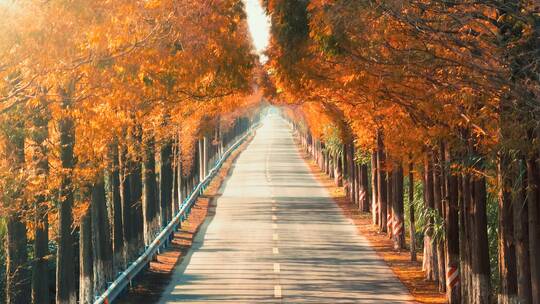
[423,153,436,281]
[322,144,327,173]
[497,153,518,304]
[350,145,357,205]
[198,138,205,181]
[371,151,379,225]
[360,164,370,212]
[119,143,133,263]
[79,207,93,304]
[526,157,540,303]
[131,124,145,253]
[408,162,416,262]
[387,170,394,238]
[32,204,49,304]
[341,144,347,189]
[91,178,113,295]
[334,153,343,187]
[355,162,360,207]
[319,142,324,172]
[110,143,125,272]
[142,134,158,245]
[470,175,491,303]
[2,96,31,304]
[377,132,387,233]
[460,173,472,302]
[203,136,208,179]
[325,149,330,175]
[29,97,50,304]
[392,165,405,250]
[445,148,460,303]
[56,85,77,304]
[160,141,173,227]
[316,141,320,168]
[131,161,144,252]
[172,137,180,215]
[6,216,30,304]
[513,159,532,303]
[433,150,446,291]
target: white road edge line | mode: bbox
[273,247,279,254]
[273,233,279,241]
[272,215,277,221]
[272,223,277,229]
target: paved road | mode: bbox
[159,116,414,303]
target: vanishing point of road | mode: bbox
[158,116,415,303]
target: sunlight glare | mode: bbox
[243,0,270,63]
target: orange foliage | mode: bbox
[261,0,534,174]
[0,0,263,228]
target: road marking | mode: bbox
[274,285,282,298]
[272,223,277,229]
[265,141,272,182]
[272,207,276,211]
[273,247,279,254]
[273,233,279,241]
[273,263,280,273]
[272,215,277,221]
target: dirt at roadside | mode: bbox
[301,153,447,304]
[115,136,254,304]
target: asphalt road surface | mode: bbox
[159,116,415,303]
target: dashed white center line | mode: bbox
[274,285,282,298]
[273,263,281,273]
[265,141,272,182]
[267,139,281,300]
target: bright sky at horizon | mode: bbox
[243,0,270,63]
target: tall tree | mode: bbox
[392,165,405,250]
[2,104,30,304]
[56,83,77,304]
[29,95,50,304]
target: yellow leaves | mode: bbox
[138,71,147,83]
[264,0,516,165]
[87,30,103,49]
[0,0,261,229]
[341,74,357,86]
[200,72,215,87]
[144,0,162,10]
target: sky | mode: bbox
[243,0,271,63]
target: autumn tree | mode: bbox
[0,0,262,302]
[263,0,539,303]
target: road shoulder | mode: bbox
[297,145,446,304]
